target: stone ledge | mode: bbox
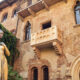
[73,24,80,28]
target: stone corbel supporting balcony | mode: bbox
[53,41,62,55]
[32,47,41,59]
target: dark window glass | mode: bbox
[25,22,31,40]
[42,21,51,30]
[75,1,80,24]
[33,68,38,80]
[2,13,8,22]
[12,9,17,17]
[43,66,49,80]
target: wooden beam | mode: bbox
[42,0,49,11]
[28,8,36,17]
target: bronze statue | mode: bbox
[0,29,10,80]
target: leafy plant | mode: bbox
[0,24,19,66]
[8,65,22,80]
[0,24,22,80]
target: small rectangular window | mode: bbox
[42,21,51,30]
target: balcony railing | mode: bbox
[0,0,17,10]
[17,0,67,18]
[31,26,62,48]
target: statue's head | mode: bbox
[0,29,4,39]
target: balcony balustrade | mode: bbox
[31,26,62,47]
[31,26,63,55]
[17,0,67,18]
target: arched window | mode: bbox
[1,13,8,22]
[42,66,49,80]
[32,67,38,80]
[12,8,17,17]
[75,1,80,24]
[25,21,31,40]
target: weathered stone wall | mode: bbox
[1,0,80,80]
[16,0,80,79]
[0,3,18,31]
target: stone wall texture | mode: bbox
[1,0,80,80]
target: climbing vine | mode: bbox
[0,24,19,66]
[0,24,22,80]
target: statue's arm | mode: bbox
[0,42,10,56]
[4,45,10,56]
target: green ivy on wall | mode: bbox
[8,65,22,80]
[0,24,22,80]
[0,24,19,66]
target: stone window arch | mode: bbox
[74,1,80,24]
[42,65,49,80]
[1,13,8,22]
[32,67,38,80]
[71,56,80,80]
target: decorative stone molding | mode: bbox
[65,63,72,80]
[53,41,62,55]
[31,26,63,55]
[71,56,80,80]
[32,47,41,59]
[31,26,62,46]
[56,67,62,80]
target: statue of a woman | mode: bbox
[0,29,10,80]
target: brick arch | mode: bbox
[28,59,52,80]
[31,67,38,80]
[41,65,49,80]
[71,56,80,80]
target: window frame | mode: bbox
[24,21,31,41]
[40,20,52,30]
[74,1,80,24]
[1,13,8,22]
[32,67,38,80]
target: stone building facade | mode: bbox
[1,0,80,80]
